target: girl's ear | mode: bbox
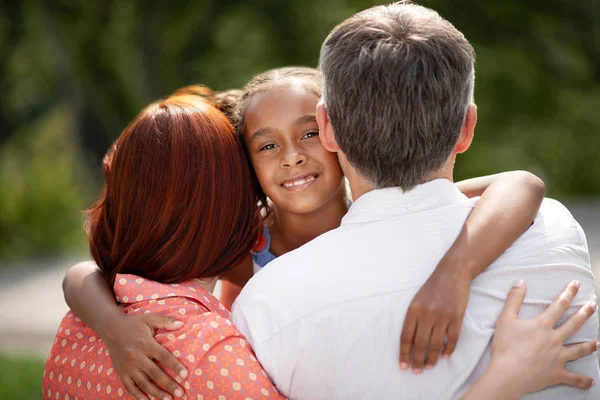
[317,101,340,152]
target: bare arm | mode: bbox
[63,261,119,332]
[452,170,545,281]
[219,255,253,310]
[63,262,187,400]
[401,171,545,371]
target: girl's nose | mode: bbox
[281,150,307,168]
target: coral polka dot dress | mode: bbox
[43,274,286,399]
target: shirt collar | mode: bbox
[113,274,225,313]
[342,179,468,225]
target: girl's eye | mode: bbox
[302,131,319,139]
[259,143,277,151]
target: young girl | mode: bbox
[63,68,548,398]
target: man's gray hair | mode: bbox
[319,1,475,189]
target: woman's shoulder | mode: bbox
[156,310,286,398]
[156,310,243,360]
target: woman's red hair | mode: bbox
[85,86,260,287]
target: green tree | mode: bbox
[0,0,598,259]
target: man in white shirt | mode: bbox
[232,2,599,399]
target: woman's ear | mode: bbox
[317,101,340,152]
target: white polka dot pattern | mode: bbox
[42,273,285,399]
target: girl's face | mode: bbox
[243,86,344,214]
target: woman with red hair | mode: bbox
[42,86,285,399]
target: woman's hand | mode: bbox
[98,312,189,400]
[493,280,597,395]
[463,280,598,399]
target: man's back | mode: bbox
[232,180,599,400]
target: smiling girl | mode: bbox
[233,69,348,275]
[62,67,549,398]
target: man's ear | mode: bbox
[454,104,477,154]
[317,100,340,152]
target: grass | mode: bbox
[0,354,45,400]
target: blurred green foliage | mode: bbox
[0,106,87,259]
[0,0,598,260]
[0,354,45,399]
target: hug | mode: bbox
[43,2,599,399]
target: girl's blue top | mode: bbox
[251,225,277,269]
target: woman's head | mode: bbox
[237,67,345,215]
[86,85,260,287]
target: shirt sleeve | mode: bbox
[185,334,286,400]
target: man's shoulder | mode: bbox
[232,227,348,342]
[539,197,577,218]
[495,198,589,267]
[500,197,586,246]
[534,198,586,241]
[247,225,345,286]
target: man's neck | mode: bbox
[343,153,455,201]
[339,153,377,201]
[346,175,375,201]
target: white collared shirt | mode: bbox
[232,179,599,400]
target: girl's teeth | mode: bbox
[284,175,316,187]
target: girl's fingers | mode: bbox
[498,280,527,319]
[560,340,600,363]
[424,323,447,368]
[151,340,188,379]
[557,302,598,341]
[540,281,580,326]
[410,318,434,374]
[140,314,188,380]
[399,309,418,370]
[143,313,184,331]
[122,376,149,400]
[140,356,182,399]
[132,370,168,400]
[441,322,461,359]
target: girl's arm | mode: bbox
[63,262,187,400]
[399,171,545,372]
[219,256,254,310]
[63,262,119,333]
[461,281,597,399]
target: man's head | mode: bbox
[317,1,477,191]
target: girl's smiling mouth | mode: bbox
[280,174,320,191]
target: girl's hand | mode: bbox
[99,312,189,400]
[489,280,598,397]
[400,267,471,372]
[407,171,545,373]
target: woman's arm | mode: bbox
[219,256,254,310]
[461,281,597,399]
[63,262,187,400]
[400,171,545,372]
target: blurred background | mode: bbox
[0,0,598,398]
